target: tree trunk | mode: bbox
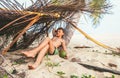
[64,12,81,46]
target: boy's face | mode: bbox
[56,29,64,37]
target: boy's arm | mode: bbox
[61,40,68,58]
[52,28,56,37]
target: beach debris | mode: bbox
[0,66,14,78]
[2,74,8,78]
[57,71,65,75]
[91,49,100,53]
[112,75,115,78]
[45,54,51,61]
[70,75,79,78]
[108,63,117,68]
[56,71,66,78]
[45,61,60,68]
[96,50,98,52]
[74,46,92,49]
[111,48,120,55]
[71,58,81,62]
[110,47,120,54]
[16,72,26,78]
[0,54,4,65]
[81,74,95,78]
[105,50,108,52]
[116,47,120,52]
[0,54,15,78]
[12,57,27,65]
[11,69,18,74]
[104,73,115,78]
[92,50,95,52]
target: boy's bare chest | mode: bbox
[52,37,62,43]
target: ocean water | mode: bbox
[69,33,120,48]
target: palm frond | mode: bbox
[87,0,112,25]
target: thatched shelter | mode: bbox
[0,0,114,54]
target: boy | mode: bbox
[22,27,67,69]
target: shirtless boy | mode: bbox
[22,27,67,69]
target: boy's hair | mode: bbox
[57,27,65,33]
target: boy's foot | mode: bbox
[21,51,35,58]
[28,64,39,70]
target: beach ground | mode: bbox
[0,34,120,78]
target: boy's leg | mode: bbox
[22,37,51,57]
[28,45,49,69]
[32,37,51,52]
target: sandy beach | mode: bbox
[0,0,120,78]
[1,33,120,78]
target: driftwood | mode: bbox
[74,46,92,48]
[78,62,120,75]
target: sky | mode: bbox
[5,0,120,35]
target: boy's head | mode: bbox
[56,27,64,37]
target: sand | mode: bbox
[0,33,120,78]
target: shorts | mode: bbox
[48,48,59,55]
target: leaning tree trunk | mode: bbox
[64,12,81,46]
